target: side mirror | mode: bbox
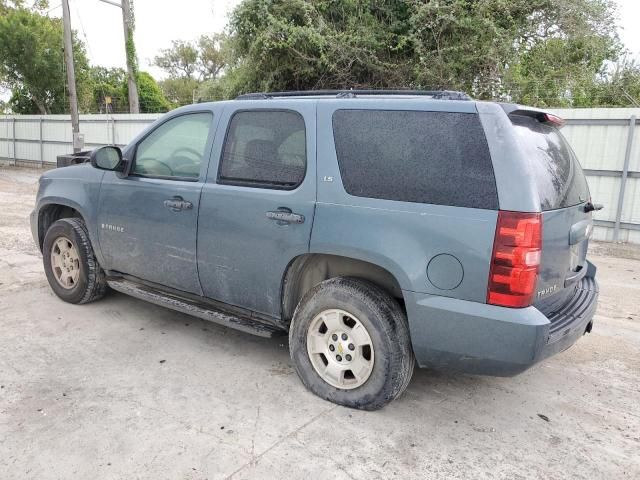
[90,146,123,171]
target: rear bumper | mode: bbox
[405,267,599,376]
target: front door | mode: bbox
[197,103,316,318]
[97,111,215,294]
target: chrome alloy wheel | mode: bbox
[306,309,375,389]
[50,236,81,289]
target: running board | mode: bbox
[107,278,286,338]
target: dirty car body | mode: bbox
[31,91,599,409]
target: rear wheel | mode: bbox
[289,277,414,410]
[43,218,108,304]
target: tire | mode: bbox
[289,277,415,411]
[43,218,108,304]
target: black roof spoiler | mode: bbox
[500,103,566,128]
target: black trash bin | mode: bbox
[56,150,92,168]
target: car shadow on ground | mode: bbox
[103,289,493,405]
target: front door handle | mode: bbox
[266,208,305,225]
[164,196,193,212]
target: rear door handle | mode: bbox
[266,208,305,225]
[164,196,193,212]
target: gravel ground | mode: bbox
[1,166,639,480]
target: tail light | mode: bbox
[543,113,565,128]
[487,211,542,308]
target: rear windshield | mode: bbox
[332,110,498,209]
[511,115,589,211]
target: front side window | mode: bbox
[134,112,212,179]
[218,110,306,188]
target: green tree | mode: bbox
[158,77,199,106]
[0,3,90,114]
[127,71,171,113]
[154,40,199,80]
[581,59,640,107]
[223,0,626,106]
[154,34,228,105]
[154,34,228,81]
[87,66,128,113]
[196,34,228,80]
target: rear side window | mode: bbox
[511,115,589,211]
[218,110,306,189]
[332,110,498,209]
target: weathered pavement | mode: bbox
[1,166,639,479]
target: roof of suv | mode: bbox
[234,90,472,101]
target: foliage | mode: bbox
[0,4,90,114]
[581,59,640,107]
[222,0,637,106]
[88,67,171,113]
[87,67,128,113]
[198,34,228,80]
[0,1,48,12]
[124,0,138,76]
[126,71,171,113]
[197,76,234,102]
[154,34,228,81]
[155,40,199,79]
[158,77,199,106]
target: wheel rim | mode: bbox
[306,309,375,390]
[50,236,81,289]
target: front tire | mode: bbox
[289,277,414,410]
[43,218,108,304]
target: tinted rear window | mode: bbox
[511,115,589,211]
[332,110,498,209]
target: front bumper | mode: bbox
[404,269,599,376]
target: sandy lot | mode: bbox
[1,166,639,480]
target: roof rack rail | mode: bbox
[235,89,471,101]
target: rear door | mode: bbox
[510,113,593,310]
[197,101,316,319]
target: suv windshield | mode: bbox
[511,115,589,211]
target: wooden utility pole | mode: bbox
[98,0,139,113]
[121,0,139,113]
[61,0,81,152]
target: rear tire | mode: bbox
[289,277,414,410]
[43,218,108,304]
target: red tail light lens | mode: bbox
[487,211,542,308]
[543,113,565,128]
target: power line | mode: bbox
[45,3,62,14]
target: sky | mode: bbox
[51,0,244,79]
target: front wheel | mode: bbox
[289,277,415,410]
[42,218,108,304]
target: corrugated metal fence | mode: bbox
[0,114,160,168]
[554,108,640,243]
[1,108,639,243]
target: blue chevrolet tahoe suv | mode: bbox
[31,90,600,410]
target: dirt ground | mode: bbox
[1,166,639,480]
